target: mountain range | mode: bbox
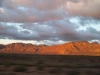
[0,41,100,56]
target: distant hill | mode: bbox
[0,41,100,56]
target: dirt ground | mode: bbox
[0,54,100,75]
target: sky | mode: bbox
[0,0,100,45]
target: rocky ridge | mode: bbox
[0,41,100,55]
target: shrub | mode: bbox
[67,70,80,75]
[20,62,33,67]
[48,67,62,74]
[90,65,100,68]
[35,60,44,66]
[13,66,27,72]
[36,65,45,71]
[0,69,5,72]
[4,61,14,67]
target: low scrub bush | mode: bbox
[4,61,14,67]
[13,66,27,72]
[48,67,63,74]
[36,65,45,71]
[67,70,80,75]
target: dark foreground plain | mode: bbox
[0,53,100,75]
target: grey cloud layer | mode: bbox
[66,0,100,19]
[0,0,100,44]
[0,20,100,42]
[0,0,100,23]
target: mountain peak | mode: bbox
[0,41,100,56]
[0,44,5,49]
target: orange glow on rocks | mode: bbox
[0,41,100,56]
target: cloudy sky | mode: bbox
[0,0,100,45]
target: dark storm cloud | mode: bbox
[0,0,100,44]
[1,20,100,42]
[79,27,100,41]
[0,20,77,41]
